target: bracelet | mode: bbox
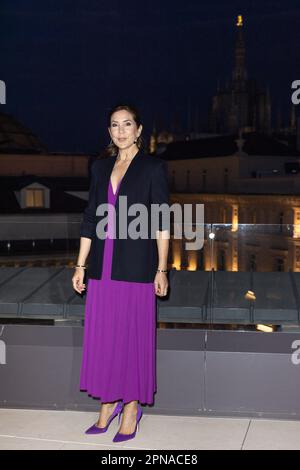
[157,268,168,273]
[75,265,87,269]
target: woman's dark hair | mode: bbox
[97,104,146,159]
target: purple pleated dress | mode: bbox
[79,176,157,405]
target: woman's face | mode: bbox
[108,109,142,150]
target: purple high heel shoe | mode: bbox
[112,403,143,443]
[85,401,124,434]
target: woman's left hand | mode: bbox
[154,272,168,297]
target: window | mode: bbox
[220,207,227,223]
[217,249,226,271]
[25,188,45,208]
[274,258,284,272]
[197,249,204,270]
[248,253,257,272]
[279,211,284,233]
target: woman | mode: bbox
[72,104,170,443]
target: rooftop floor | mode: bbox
[0,408,300,450]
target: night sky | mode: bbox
[1,0,300,153]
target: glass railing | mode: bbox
[0,219,82,324]
[158,223,300,330]
[1,221,300,329]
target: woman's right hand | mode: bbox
[72,267,86,294]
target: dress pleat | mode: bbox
[79,176,157,404]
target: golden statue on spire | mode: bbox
[236,15,243,27]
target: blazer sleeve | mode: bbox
[79,161,98,239]
[150,160,170,231]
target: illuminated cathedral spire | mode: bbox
[232,14,247,82]
[210,15,272,134]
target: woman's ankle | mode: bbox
[101,401,116,409]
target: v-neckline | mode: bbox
[110,177,122,197]
[109,149,140,196]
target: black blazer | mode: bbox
[79,149,170,283]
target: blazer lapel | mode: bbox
[97,154,117,202]
[118,149,145,197]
